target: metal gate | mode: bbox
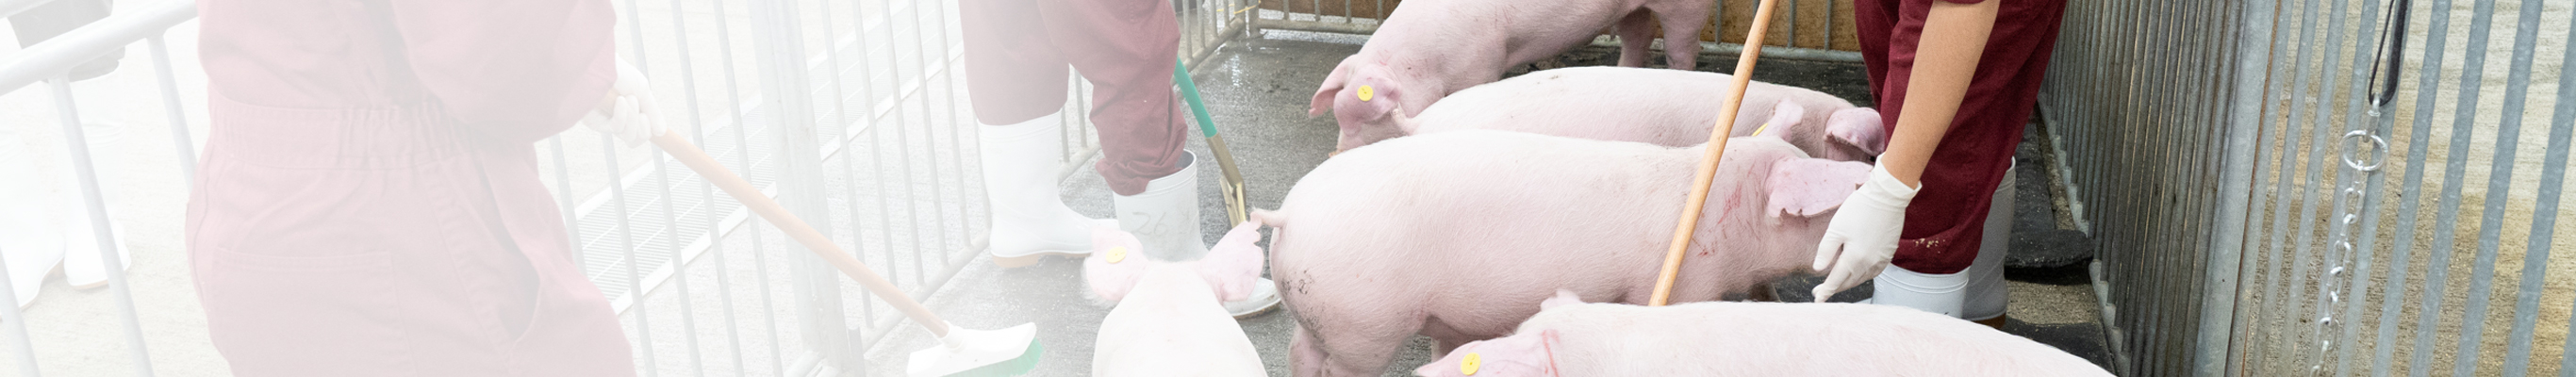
[2041,0,2575,375]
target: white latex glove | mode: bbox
[1809,164,1920,302]
[580,59,666,146]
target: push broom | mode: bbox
[650,132,1041,377]
[1176,57,1252,224]
[1649,0,1785,306]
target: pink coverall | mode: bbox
[189,0,634,375]
[960,0,1191,195]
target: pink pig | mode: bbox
[1412,290,2112,377]
[1391,67,1888,162]
[1082,223,1269,376]
[1308,0,1713,153]
[1253,130,1873,377]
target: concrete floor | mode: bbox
[869,30,2113,376]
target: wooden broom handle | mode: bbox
[652,131,953,336]
[1649,0,1782,306]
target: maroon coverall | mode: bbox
[1857,0,2068,274]
[960,0,1192,195]
[191,0,634,375]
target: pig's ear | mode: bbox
[1197,221,1268,302]
[1767,158,1874,218]
[1370,83,1403,122]
[1082,226,1152,303]
[1311,66,1349,118]
[1540,289,1586,311]
[1827,107,1888,156]
[1753,101,1808,139]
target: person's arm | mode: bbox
[1809,0,1999,300]
[386,0,619,144]
[1878,0,2001,187]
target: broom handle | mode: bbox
[1649,0,1782,306]
[1176,58,1253,224]
[652,131,953,337]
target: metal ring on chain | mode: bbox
[2342,130,2387,172]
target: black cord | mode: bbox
[2367,0,2410,108]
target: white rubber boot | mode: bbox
[1115,151,1209,261]
[1962,163,2016,325]
[1112,152,1280,319]
[1866,264,1971,318]
[0,133,63,308]
[59,190,130,290]
[981,115,1115,268]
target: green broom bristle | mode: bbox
[938,339,1044,377]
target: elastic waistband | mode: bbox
[206,92,473,169]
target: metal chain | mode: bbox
[2316,128,2380,375]
[2316,1,2406,372]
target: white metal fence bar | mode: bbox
[2405,0,2498,374]
[2440,2,2512,376]
[0,216,30,377]
[2210,1,2277,375]
[0,0,189,94]
[2369,0,2459,373]
[142,36,192,182]
[625,0,709,372]
[2311,0,2394,373]
[2322,0,2404,373]
[656,0,754,373]
[2450,0,2536,374]
[46,75,152,376]
[2518,8,2576,376]
[2489,0,2563,374]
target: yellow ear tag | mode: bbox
[1104,247,1129,264]
[1751,123,1774,137]
[1460,352,1481,375]
[1357,85,1376,102]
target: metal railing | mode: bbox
[0,0,1248,375]
[0,0,199,375]
[526,0,1254,372]
[2041,0,2576,375]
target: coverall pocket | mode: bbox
[200,246,406,375]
